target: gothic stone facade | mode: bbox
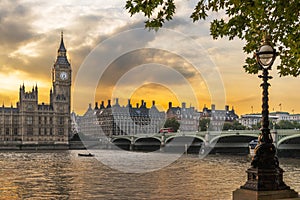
[78,99,165,137]
[166,102,201,132]
[97,99,165,136]
[201,104,239,131]
[0,33,71,145]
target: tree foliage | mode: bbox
[125,0,300,76]
[251,122,261,130]
[198,118,210,131]
[164,117,180,132]
[275,120,300,129]
[222,121,246,131]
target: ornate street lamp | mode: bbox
[233,34,298,199]
[255,34,276,145]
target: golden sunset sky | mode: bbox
[0,0,299,115]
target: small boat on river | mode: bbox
[78,153,94,157]
[249,139,258,156]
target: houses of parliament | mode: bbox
[0,33,71,148]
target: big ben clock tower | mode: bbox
[51,32,72,140]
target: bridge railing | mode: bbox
[110,129,300,141]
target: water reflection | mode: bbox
[0,152,71,199]
[0,151,299,199]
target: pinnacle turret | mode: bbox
[55,31,70,66]
[58,31,66,55]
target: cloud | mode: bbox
[0,0,299,115]
[0,0,142,77]
[0,2,35,46]
[90,48,210,113]
[92,48,203,90]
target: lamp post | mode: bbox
[233,34,298,199]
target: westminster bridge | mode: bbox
[105,129,300,155]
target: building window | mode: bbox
[44,128,47,135]
[44,117,47,124]
[27,127,33,135]
[39,128,41,135]
[27,116,33,125]
[5,128,9,135]
[58,128,64,135]
[14,128,18,135]
[50,128,53,135]
[39,117,42,124]
[59,117,64,125]
[13,117,18,124]
[5,117,9,124]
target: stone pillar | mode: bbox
[129,136,134,151]
[160,133,165,152]
[204,132,210,148]
[271,129,277,149]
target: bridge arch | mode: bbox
[112,137,132,144]
[277,134,300,146]
[165,135,205,144]
[164,135,204,154]
[111,138,132,150]
[134,137,162,151]
[134,137,162,144]
[210,133,258,144]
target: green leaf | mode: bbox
[125,0,300,77]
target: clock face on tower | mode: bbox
[60,72,68,80]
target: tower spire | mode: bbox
[58,31,66,56]
[55,31,70,66]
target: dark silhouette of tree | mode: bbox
[198,118,210,131]
[164,117,180,132]
[125,0,300,76]
[222,121,246,131]
[275,120,300,129]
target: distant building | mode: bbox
[239,114,278,129]
[70,111,79,137]
[166,102,200,132]
[166,102,181,121]
[239,110,300,129]
[76,104,102,139]
[78,99,165,137]
[200,104,239,131]
[0,33,71,145]
[270,111,290,121]
[290,114,300,123]
[202,105,238,121]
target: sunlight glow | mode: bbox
[9,42,40,59]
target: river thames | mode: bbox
[0,150,299,200]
